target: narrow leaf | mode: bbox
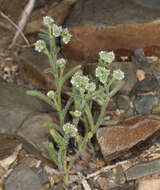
[101,120,118,125]
[44,122,64,135]
[44,68,54,74]
[26,90,56,109]
[48,142,58,166]
[63,96,73,119]
[50,129,64,146]
[109,81,124,97]
[84,104,95,132]
[38,33,49,41]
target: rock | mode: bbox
[126,159,160,181]
[116,95,131,110]
[0,81,53,134]
[130,74,159,95]
[17,113,59,159]
[96,115,160,161]
[62,0,160,60]
[133,95,157,115]
[131,48,147,70]
[138,179,160,190]
[25,0,76,35]
[16,48,81,98]
[4,163,43,190]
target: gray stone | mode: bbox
[4,163,43,190]
[133,95,157,115]
[126,159,160,181]
[66,0,160,27]
[130,74,159,95]
[0,81,53,134]
[18,113,59,159]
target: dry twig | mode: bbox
[86,160,128,179]
[0,11,30,47]
[8,0,35,49]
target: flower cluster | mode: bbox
[99,51,115,63]
[52,24,62,37]
[95,66,110,84]
[47,90,56,99]
[35,40,46,52]
[71,72,89,89]
[57,58,66,68]
[35,16,72,52]
[43,16,54,27]
[61,28,72,44]
[73,110,81,117]
[85,82,96,92]
[71,72,96,94]
[113,69,124,80]
[63,123,77,137]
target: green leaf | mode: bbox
[44,122,64,135]
[50,129,64,146]
[44,67,54,74]
[62,65,81,86]
[109,81,124,97]
[85,86,106,101]
[101,120,118,125]
[48,142,58,166]
[26,90,56,109]
[62,96,73,120]
[40,29,49,35]
[84,104,95,132]
[38,33,49,41]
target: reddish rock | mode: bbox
[96,115,160,161]
[62,0,160,60]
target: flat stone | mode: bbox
[17,113,59,159]
[62,0,160,60]
[4,163,43,190]
[126,159,160,181]
[0,80,53,134]
[96,115,160,161]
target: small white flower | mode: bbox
[63,123,77,137]
[86,82,96,92]
[62,28,72,44]
[43,16,54,27]
[52,24,62,37]
[95,66,110,84]
[99,51,115,63]
[35,40,46,52]
[113,69,124,80]
[71,74,89,89]
[47,90,55,99]
[57,58,66,68]
[74,110,81,117]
